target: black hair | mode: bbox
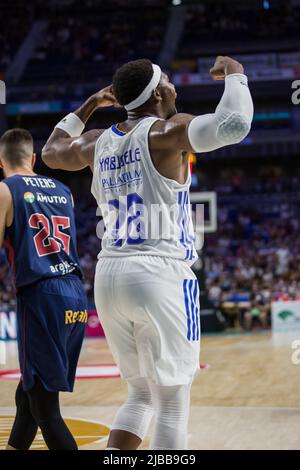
[112,58,154,107]
[0,128,33,167]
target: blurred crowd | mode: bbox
[2,0,167,87]
[30,9,165,68]
[0,2,33,76]
[205,203,300,329]
[3,0,299,83]
[193,164,300,195]
[179,0,300,56]
[0,251,15,311]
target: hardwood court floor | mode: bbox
[1,331,300,450]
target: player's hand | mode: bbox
[92,85,120,108]
[210,56,244,80]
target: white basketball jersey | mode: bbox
[91,117,198,265]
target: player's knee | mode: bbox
[14,381,33,422]
[27,381,61,424]
[127,378,153,409]
[151,384,191,428]
[111,378,153,440]
[30,397,61,424]
[125,378,154,421]
[15,382,27,408]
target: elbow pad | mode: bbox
[216,110,251,144]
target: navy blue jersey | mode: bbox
[3,174,82,289]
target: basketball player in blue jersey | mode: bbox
[42,56,253,450]
[0,128,88,450]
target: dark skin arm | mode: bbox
[42,87,117,171]
[0,182,13,248]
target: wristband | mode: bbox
[55,113,85,137]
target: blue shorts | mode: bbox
[17,275,87,392]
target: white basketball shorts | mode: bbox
[94,255,200,386]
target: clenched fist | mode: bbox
[92,85,120,108]
[210,56,244,80]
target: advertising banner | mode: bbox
[271,301,300,332]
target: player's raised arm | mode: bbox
[0,182,12,247]
[150,56,254,153]
[42,86,118,171]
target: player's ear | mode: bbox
[153,88,162,104]
[32,153,36,168]
[0,159,3,169]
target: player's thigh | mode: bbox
[94,261,140,379]
[122,259,201,385]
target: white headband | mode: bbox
[124,63,162,111]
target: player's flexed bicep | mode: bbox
[150,56,254,154]
[42,129,103,171]
[42,86,119,171]
[0,182,13,247]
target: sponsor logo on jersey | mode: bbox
[50,260,77,275]
[24,192,35,203]
[65,309,88,324]
[36,193,68,204]
[101,168,143,190]
[99,147,141,172]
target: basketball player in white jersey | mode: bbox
[42,56,253,450]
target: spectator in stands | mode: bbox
[244,301,269,330]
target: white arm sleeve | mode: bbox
[188,73,254,152]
